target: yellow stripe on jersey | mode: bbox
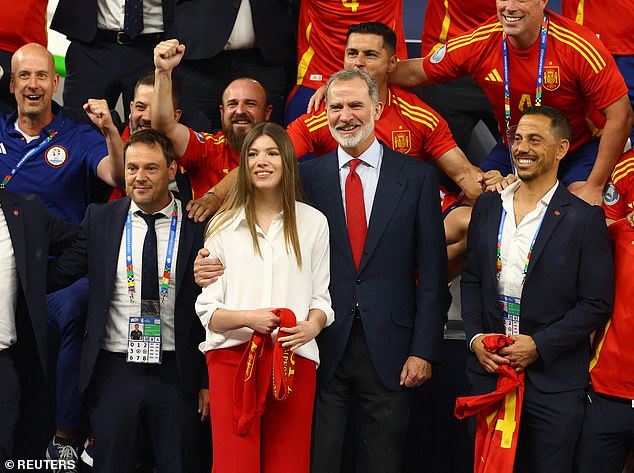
[297,22,315,86]
[203,133,226,145]
[394,96,440,130]
[438,0,451,45]
[611,155,634,186]
[575,0,585,25]
[304,111,329,133]
[446,23,503,53]
[549,22,606,74]
[589,319,611,372]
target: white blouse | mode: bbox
[196,201,334,365]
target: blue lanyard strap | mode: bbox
[503,14,549,171]
[0,130,58,188]
[125,201,179,304]
[496,207,546,286]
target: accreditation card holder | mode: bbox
[498,293,520,337]
[127,300,162,364]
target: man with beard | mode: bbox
[152,39,271,201]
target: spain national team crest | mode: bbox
[392,130,411,154]
[543,66,560,92]
[44,145,68,168]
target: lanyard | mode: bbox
[502,14,549,171]
[125,202,179,304]
[0,131,58,188]
[496,207,546,286]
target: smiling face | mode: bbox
[125,141,177,214]
[326,76,382,157]
[343,33,396,88]
[129,84,154,134]
[247,134,284,195]
[512,113,568,183]
[220,79,272,153]
[496,0,548,49]
[10,43,59,122]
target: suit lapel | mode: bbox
[175,216,196,299]
[358,146,405,273]
[1,192,27,291]
[524,183,569,283]
[315,154,357,274]
[105,198,130,302]
[487,195,504,278]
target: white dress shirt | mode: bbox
[103,195,182,352]
[196,202,334,365]
[0,206,18,350]
[97,0,164,33]
[224,0,257,50]
[337,138,383,226]
[498,180,559,299]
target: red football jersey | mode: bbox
[421,0,497,56]
[588,219,634,399]
[296,0,407,90]
[562,0,634,55]
[423,10,628,154]
[287,85,456,161]
[179,128,240,199]
[602,150,634,221]
[0,0,47,52]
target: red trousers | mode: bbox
[206,344,316,473]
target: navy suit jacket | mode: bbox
[169,0,298,64]
[51,0,175,42]
[461,184,614,394]
[47,197,206,397]
[0,191,77,380]
[300,143,450,391]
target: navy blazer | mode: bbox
[169,0,298,64]
[461,184,614,394]
[47,197,206,397]
[300,143,450,391]
[51,0,175,42]
[0,190,77,380]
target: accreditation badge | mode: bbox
[498,294,520,337]
[127,316,162,364]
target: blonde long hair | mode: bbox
[205,122,305,268]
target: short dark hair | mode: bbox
[124,128,175,165]
[521,106,572,141]
[346,22,397,55]
[134,71,181,108]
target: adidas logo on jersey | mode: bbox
[485,69,503,82]
[0,142,6,154]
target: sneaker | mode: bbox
[46,437,80,473]
[80,436,94,467]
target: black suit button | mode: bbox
[355,278,361,284]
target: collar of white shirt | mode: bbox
[337,137,382,170]
[500,179,559,209]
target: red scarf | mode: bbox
[233,308,297,435]
[455,335,525,473]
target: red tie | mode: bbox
[345,159,367,269]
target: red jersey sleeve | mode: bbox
[286,106,338,158]
[179,127,212,177]
[603,150,634,221]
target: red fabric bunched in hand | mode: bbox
[455,335,525,473]
[233,308,297,435]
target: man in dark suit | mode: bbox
[169,0,298,129]
[461,106,614,473]
[0,191,76,464]
[50,0,175,119]
[300,68,449,473]
[47,129,208,472]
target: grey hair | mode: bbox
[325,68,379,106]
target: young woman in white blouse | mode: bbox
[196,122,333,473]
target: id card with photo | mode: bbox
[127,316,162,364]
[499,293,521,337]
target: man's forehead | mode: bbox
[346,33,384,50]
[327,79,369,100]
[134,84,154,101]
[223,80,265,103]
[12,46,55,73]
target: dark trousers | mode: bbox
[575,388,634,473]
[311,318,411,473]
[0,351,19,468]
[88,351,199,473]
[174,48,290,132]
[63,35,161,119]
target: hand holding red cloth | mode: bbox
[455,335,525,473]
